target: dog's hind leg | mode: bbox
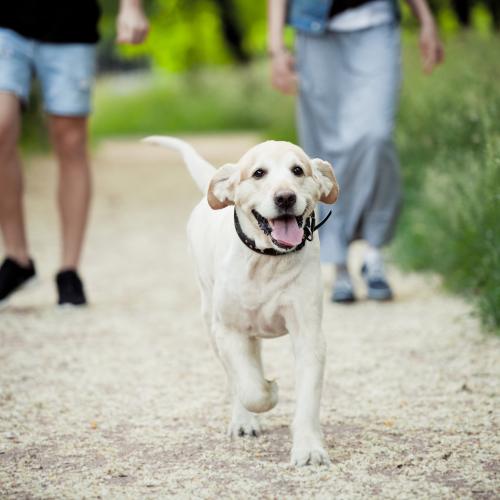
[215,325,278,415]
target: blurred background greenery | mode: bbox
[21,0,499,332]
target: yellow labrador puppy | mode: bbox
[144,136,338,466]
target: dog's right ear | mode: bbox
[207,163,240,210]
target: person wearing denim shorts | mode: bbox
[0,1,149,307]
[267,0,444,303]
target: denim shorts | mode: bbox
[0,28,96,116]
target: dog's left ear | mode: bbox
[207,163,239,210]
[311,158,339,204]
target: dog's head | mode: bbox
[207,141,339,251]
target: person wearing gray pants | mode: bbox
[268,0,443,302]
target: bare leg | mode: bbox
[0,93,30,266]
[48,115,91,270]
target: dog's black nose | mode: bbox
[274,191,297,210]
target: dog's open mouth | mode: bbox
[252,210,304,249]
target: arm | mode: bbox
[116,0,149,45]
[267,0,297,94]
[406,0,444,73]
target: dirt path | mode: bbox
[1,135,498,499]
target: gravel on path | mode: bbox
[1,135,498,499]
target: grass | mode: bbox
[393,33,500,331]
[22,32,500,331]
[90,63,296,143]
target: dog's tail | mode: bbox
[142,136,216,193]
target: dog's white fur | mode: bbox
[144,136,339,466]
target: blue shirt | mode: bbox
[287,0,400,34]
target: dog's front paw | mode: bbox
[228,413,261,438]
[291,442,330,467]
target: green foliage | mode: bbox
[102,0,498,72]
[392,33,500,332]
[119,1,231,71]
[114,0,267,71]
[90,62,296,141]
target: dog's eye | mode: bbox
[292,165,304,177]
[252,168,266,179]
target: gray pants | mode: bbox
[296,22,402,264]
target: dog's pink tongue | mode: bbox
[271,217,304,247]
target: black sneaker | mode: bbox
[56,269,87,306]
[361,262,393,301]
[0,257,36,307]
